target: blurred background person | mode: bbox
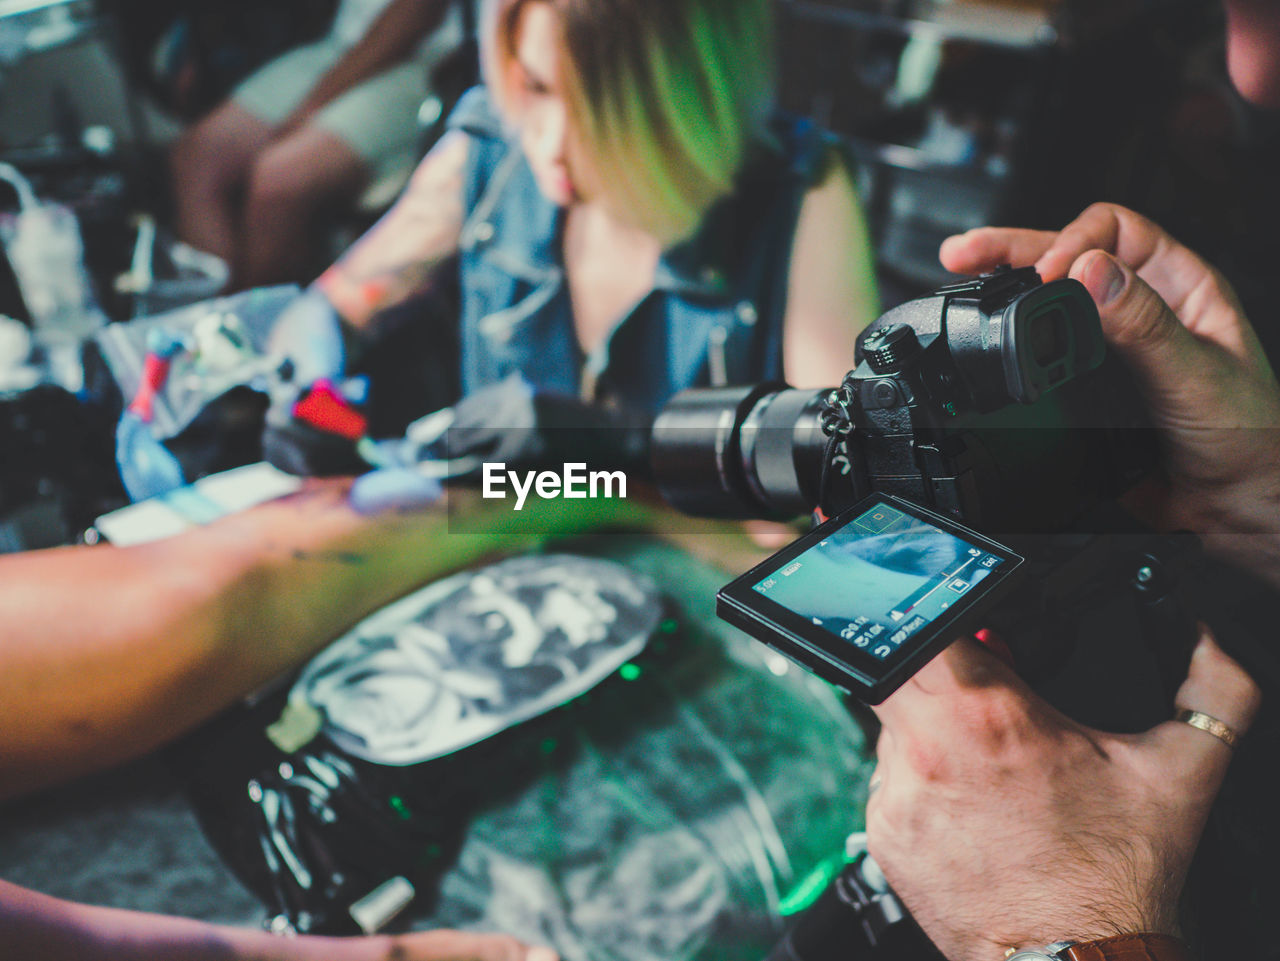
[268,0,879,433]
[169,0,467,289]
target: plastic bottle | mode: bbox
[0,162,109,391]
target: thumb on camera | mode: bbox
[1071,250,1204,394]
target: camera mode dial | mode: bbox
[863,324,921,373]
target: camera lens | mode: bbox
[651,384,831,518]
[650,385,773,517]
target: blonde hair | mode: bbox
[481,0,775,244]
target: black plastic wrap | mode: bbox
[175,541,874,957]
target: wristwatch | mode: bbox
[1007,934,1192,960]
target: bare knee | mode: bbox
[170,104,267,195]
[245,149,316,224]
[244,138,364,224]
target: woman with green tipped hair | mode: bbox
[297,0,878,416]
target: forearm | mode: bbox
[316,131,468,329]
[0,879,396,961]
[782,150,880,388]
[1196,495,1280,590]
[0,480,651,799]
[288,0,451,123]
[0,481,414,797]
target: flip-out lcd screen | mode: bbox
[718,495,1023,701]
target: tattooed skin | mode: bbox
[319,131,470,328]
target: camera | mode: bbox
[651,266,1177,708]
[652,265,1153,529]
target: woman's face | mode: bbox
[511,2,579,206]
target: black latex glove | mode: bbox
[436,375,653,480]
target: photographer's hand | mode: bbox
[939,204,1280,583]
[866,628,1259,961]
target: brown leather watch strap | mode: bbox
[1061,934,1192,961]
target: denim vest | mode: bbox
[448,87,838,416]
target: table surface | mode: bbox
[0,536,875,959]
[0,756,264,926]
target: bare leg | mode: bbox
[240,126,368,287]
[170,102,276,265]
